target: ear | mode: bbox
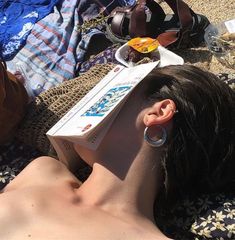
[143,99,176,126]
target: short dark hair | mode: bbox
[144,64,235,198]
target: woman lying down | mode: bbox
[0,65,234,240]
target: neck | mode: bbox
[77,144,163,222]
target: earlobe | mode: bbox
[143,99,176,126]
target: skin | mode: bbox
[0,85,176,240]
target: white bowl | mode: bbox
[115,43,184,67]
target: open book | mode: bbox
[46,61,160,164]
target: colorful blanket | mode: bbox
[6,0,135,98]
[0,0,60,60]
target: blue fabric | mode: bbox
[0,0,60,60]
[7,0,135,98]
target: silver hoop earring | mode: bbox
[144,125,167,147]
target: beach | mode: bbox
[159,0,235,75]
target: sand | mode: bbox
[159,0,235,75]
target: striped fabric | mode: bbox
[7,0,134,98]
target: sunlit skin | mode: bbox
[0,83,175,240]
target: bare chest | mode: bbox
[0,185,82,239]
[0,187,153,240]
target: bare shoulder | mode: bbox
[3,156,81,191]
[17,156,69,177]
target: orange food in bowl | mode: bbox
[127,37,160,53]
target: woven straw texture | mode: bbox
[16,64,115,154]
